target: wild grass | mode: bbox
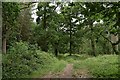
[30,60,66,78]
[58,53,91,63]
[73,54,119,78]
[2,42,66,78]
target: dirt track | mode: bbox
[42,63,91,78]
[43,64,73,78]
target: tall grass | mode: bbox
[73,54,119,78]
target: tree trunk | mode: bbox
[69,14,72,56]
[55,48,58,57]
[43,6,47,29]
[54,42,58,57]
[111,34,119,54]
[118,34,120,53]
[69,26,72,56]
[38,39,48,52]
[90,38,96,56]
[112,44,118,54]
[2,38,6,54]
[41,44,48,52]
[103,42,106,54]
[90,23,96,56]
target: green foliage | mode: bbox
[73,55,119,78]
[3,42,35,78]
[2,2,20,38]
[2,41,60,78]
[58,53,91,63]
[17,7,33,42]
[30,60,66,78]
[2,2,120,78]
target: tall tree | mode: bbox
[2,2,20,54]
[17,3,33,42]
[36,2,60,53]
[61,2,80,55]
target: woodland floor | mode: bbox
[33,54,118,79]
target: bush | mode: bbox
[2,41,57,78]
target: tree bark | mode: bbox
[2,38,6,54]
[55,48,58,57]
[103,41,106,54]
[43,6,47,29]
[112,44,118,54]
[69,14,72,56]
[118,33,120,53]
[90,37,96,56]
[90,23,96,56]
[54,42,58,57]
[111,34,119,54]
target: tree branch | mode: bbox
[100,32,120,45]
[100,33,112,44]
[20,2,36,10]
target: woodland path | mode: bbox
[59,64,73,78]
[42,63,90,78]
[43,64,73,78]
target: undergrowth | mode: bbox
[73,54,119,78]
[2,41,66,78]
[58,53,91,63]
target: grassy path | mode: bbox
[59,64,73,78]
[41,54,91,78]
[34,54,119,78]
[43,64,73,78]
[42,63,90,78]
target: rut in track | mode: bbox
[43,64,73,78]
[59,64,73,78]
[42,63,91,78]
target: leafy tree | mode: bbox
[35,2,61,54]
[60,2,83,55]
[82,2,120,54]
[17,4,33,42]
[2,2,20,54]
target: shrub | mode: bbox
[2,41,57,78]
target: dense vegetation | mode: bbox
[2,2,120,78]
[2,41,66,78]
[73,54,119,78]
